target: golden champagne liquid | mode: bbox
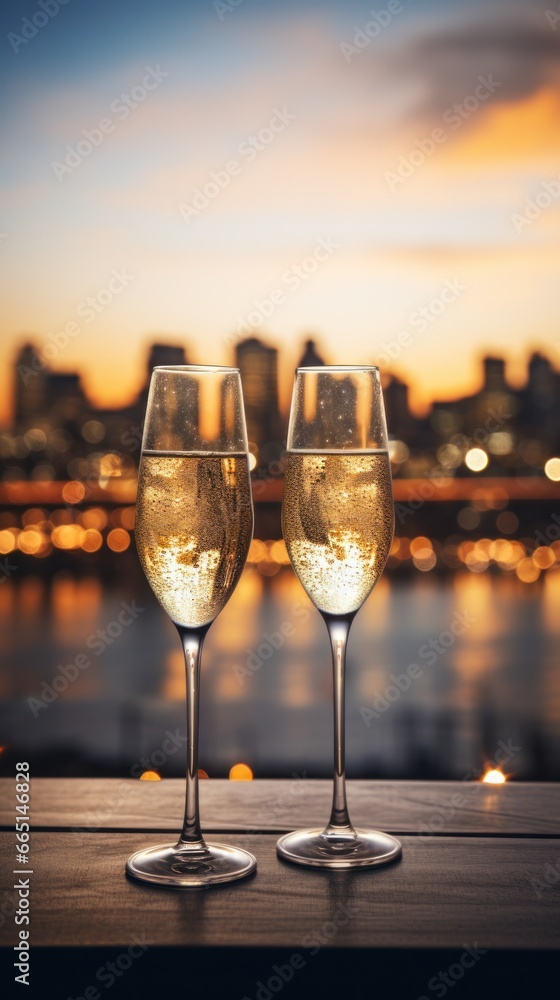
[282,451,394,615]
[135,452,253,628]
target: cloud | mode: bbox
[385,18,560,126]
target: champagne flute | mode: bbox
[277,366,402,868]
[126,366,256,888]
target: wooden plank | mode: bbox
[0,832,558,950]
[2,778,558,836]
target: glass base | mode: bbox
[126,841,257,889]
[276,828,402,869]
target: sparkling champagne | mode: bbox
[135,452,253,628]
[282,450,394,615]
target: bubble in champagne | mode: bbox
[282,451,394,615]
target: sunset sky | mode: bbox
[1,0,560,421]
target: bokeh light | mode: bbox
[80,508,108,530]
[229,763,253,781]
[389,440,410,465]
[81,529,103,553]
[544,458,560,481]
[496,511,519,534]
[465,448,489,472]
[482,768,506,784]
[533,546,555,570]
[516,558,540,584]
[51,524,85,550]
[62,481,86,504]
[457,507,480,531]
[107,528,130,552]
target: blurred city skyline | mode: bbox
[2,0,560,420]
[4,330,560,427]
[4,334,560,488]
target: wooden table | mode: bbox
[1,779,559,998]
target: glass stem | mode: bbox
[322,612,356,837]
[176,625,209,851]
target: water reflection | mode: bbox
[1,567,558,779]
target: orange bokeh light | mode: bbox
[62,480,86,504]
[248,539,267,562]
[51,524,85,550]
[0,529,16,554]
[120,506,136,530]
[22,507,46,526]
[81,528,103,553]
[269,539,290,564]
[107,528,130,552]
[229,763,253,781]
[516,558,540,584]
[80,507,108,530]
[482,768,507,784]
[410,536,432,556]
[533,546,555,570]
[17,529,45,555]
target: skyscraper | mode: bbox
[482,357,507,393]
[134,342,190,427]
[382,373,416,444]
[145,343,187,379]
[298,338,326,368]
[522,352,560,449]
[235,337,283,463]
[13,344,48,426]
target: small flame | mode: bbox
[482,768,506,785]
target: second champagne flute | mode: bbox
[278,365,402,869]
[126,365,256,888]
